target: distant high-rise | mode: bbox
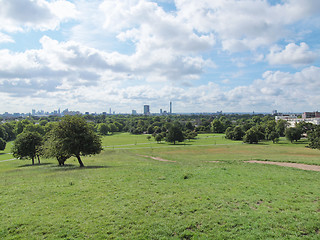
[144,105,150,115]
[170,101,172,114]
[109,108,111,114]
[132,110,137,115]
[160,109,162,114]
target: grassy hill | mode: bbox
[1,134,319,239]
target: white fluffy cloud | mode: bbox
[0,0,319,113]
[0,32,14,43]
[175,0,320,52]
[0,0,78,32]
[267,42,317,66]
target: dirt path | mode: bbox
[138,155,176,163]
[246,160,320,172]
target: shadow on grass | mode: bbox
[18,163,54,168]
[49,164,113,171]
[168,143,192,146]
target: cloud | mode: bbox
[0,32,14,43]
[0,0,78,32]
[175,0,320,52]
[267,42,317,66]
[0,35,212,101]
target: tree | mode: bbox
[109,123,118,134]
[155,134,163,143]
[48,116,102,167]
[268,131,280,143]
[12,131,43,165]
[185,121,194,130]
[146,135,151,141]
[276,119,288,137]
[243,128,260,144]
[0,125,8,141]
[211,119,224,133]
[0,137,6,150]
[285,127,301,143]
[307,126,320,149]
[166,126,184,144]
[43,132,71,166]
[232,126,245,140]
[98,123,109,135]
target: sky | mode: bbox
[0,0,320,114]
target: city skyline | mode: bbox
[0,1,319,113]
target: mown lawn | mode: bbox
[0,133,319,239]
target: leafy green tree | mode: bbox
[185,121,194,130]
[0,125,8,141]
[109,123,118,134]
[24,124,45,136]
[285,127,301,143]
[2,122,16,141]
[296,121,315,134]
[166,126,184,145]
[147,126,154,134]
[146,135,151,141]
[43,133,71,166]
[276,119,288,136]
[155,134,163,143]
[39,120,48,126]
[233,126,245,140]
[268,131,280,143]
[185,130,197,141]
[264,120,276,140]
[48,116,102,167]
[225,127,234,140]
[12,131,43,165]
[211,119,224,133]
[307,126,320,149]
[243,128,260,144]
[0,137,6,150]
[98,123,109,135]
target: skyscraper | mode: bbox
[144,105,150,115]
[170,101,172,114]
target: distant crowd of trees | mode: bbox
[1,113,320,166]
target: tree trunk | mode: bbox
[37,155,41,164]
[32,157,34,165]
[76,155,85,167]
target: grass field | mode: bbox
[1,134,319,239]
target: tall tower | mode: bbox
[144,105,150,115]
[170,101,172,114]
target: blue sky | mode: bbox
[0,0,320,114]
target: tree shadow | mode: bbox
[49,164,114,171]
[168,143,192,146]
[18,163,54,168]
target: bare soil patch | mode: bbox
[138,155,176,163]
[246,160,320,172]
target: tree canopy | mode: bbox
[12,131,43,165]
[166,125,184,145]
[47,115,102,167]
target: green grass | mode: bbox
[1,133,319,239]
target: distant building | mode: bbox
[144,105,150,115]
[132,110,137,115]
[302,111,320,118]
[170,102,172,114]
[276,111,320,127]
[160,109,162,114]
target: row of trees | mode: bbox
[3,113,320,167]
[11,116,102,167]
